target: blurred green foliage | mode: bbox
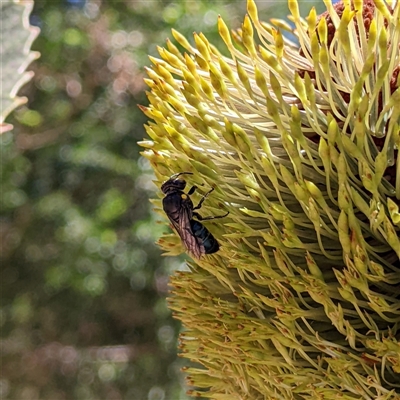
[1,0,324,399]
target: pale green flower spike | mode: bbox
[140,0,400,397]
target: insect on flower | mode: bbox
[161,172,229,259]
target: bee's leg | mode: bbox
[187,185,198,196]
[193,187,214,210]
[193,210,229,221]
[193,212,203,220]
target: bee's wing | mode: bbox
[177,201,204,259]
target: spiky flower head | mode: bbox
[140,0,400,397]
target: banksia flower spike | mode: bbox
[140,0,400,397]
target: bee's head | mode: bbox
[161,172,194,194]
[161,177,187,194]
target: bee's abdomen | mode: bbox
[190,220,219,254]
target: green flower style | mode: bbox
[140,0,400,397]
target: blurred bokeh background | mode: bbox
[1,0,323,399]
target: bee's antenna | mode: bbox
[171,172,193,179]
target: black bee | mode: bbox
[161,172,228,259]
